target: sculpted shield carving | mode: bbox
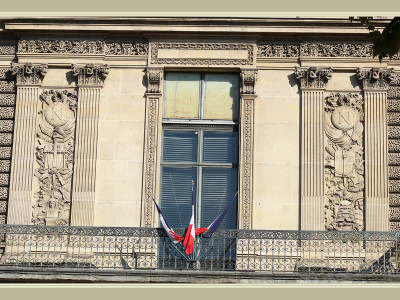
[324,93,364,231]
[32,90,77,226]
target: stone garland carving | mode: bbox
[0,68,15,81]
[0,107,14,119]
[390,207,400,221]
[257,44,299,58]
[240,69,258,94]
[32,90,78,226]
[145,68,163,93]
[144,99,157,227]
[105,42,149,55]
[72,64,110,86]
[357,67,394,90]
[242,100,253,230]
[18,40,105,54]
[0,160,10,172]
[390,194,400,205]
[11,63,48,86]
[294,67,332,89]
[324,93,364,231]
[0,134,12,146]
[388,126,400,139]
[151,43,254,65]
[0,187,7,199]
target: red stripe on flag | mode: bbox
[184,224,195,255]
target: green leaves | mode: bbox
[350,17,400,62]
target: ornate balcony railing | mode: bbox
[0,225,400,274]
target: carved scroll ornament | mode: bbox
[32,90,78,226]
[357,67,394,90]
[324,93,364,231]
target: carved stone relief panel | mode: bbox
[151,43,254,66]
[324,93,364,231]
[32,90,78,226]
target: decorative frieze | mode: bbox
[72,64,110,86]
[105,42,149,55]
[18,39,105,54]
[301,43,373,58]
[324,93,365,231]
[357,67,394,90]
[240,69,258,95]
[294,67,332,89]
[257,44,299,57]
[151,43,254,65]
[145,67,163,94]
[32,90,77,226]
[11,63,48,86]
[0,43,17,55]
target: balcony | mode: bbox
[0,225,400,283]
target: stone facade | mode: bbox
[0,17,398,233]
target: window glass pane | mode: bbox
[160,167,197,228]
[203,131,238,164]
[162,131,198,163]
[200,168,238,229]
[203,74,239,120]
[164,73,200,119]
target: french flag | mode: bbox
[153,198,183,244]
[183,181,196,255]
[202,192,238,238]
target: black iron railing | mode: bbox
[0,225,399,274]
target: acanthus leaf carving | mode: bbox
[357,67,394,90]
[18,39,105,54]
[11,63,48,86]
[72,64,110,86]
[240,69,258,95]
[295,66,332,89]
[145,67,163,94]
[32,90,78,226]
[105,42,149,55]
[324,93,364,231]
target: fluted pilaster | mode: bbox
[70,64,109,226]
[358,67,393,231]
[7,63,47,224]
[295,67,332,231]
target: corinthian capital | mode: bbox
[72,64,109,87]
[295,66,332,90]
[240,68,258,95]
[357,67,394,90]
[145,67,163,94]
[11,63,48,86]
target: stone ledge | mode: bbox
[0,267,400,284]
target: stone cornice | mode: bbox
[295,66,332,90]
